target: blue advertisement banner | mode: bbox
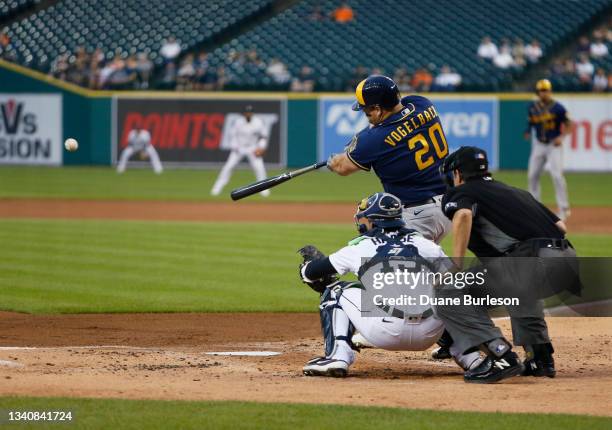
[319,97,498,170]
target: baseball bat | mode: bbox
[230,161,327,201]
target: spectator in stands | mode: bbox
[593,68,608,92]
[393,67,412,93]
[194,51,209,90]
[177,53,196,90]
[575,53,594,83]
[477,36,498,60]
[511,38,527,69]
[524,39,543,63]
[590,35,609,58]
[50,53,70,81]
[136,52,153,89]
[107,56,138,90]
[576,36,591,56]
[332,2,354,23]
[549,59,565,79]
[158,61,177,90]
[216,66,228,91]
[0,31,15,61]
[160,36,181,63]
[290,66,315,92]
[493,45,514,69]
[309,4,326,21]
[411,67,433,92]
[266,58,291,85]
[433,65,461,91]
[346,65,368,91]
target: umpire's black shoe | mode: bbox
[522,343,556,378]
[464,351,524,384]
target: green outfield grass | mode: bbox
[0,397,609,430]
[0,219,609,314]
[0,167,611,206]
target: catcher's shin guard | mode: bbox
[319,285,355,364]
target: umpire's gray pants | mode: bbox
[434,245,579,354]
[528,140,569,210]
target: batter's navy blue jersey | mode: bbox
[346,96,448,205]
[526,100,569,143]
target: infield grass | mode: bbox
[0,167,611,206]
[0,219,610,314]
[0,397,609,430]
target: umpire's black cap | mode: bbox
[441,146,489,182]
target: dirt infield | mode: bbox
[0,312,610,416]
[1,199,611,233]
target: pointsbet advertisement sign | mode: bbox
[319,96,498,170]
[114,97,286,166]
[0,94,62,165]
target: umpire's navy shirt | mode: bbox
[346,96,447,205]
[442,176,563,257]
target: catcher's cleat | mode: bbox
[431,346,452,360]
[464,351,524,384]
[522,343,556,378]
[303,357,349,378]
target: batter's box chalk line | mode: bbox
[0,359,24,368]
[205,351,282,357]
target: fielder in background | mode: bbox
[327,75,450,243]
[297,192,482,377]
[117,128,163,174]
[211,105,270,197]
[524,79,574,221]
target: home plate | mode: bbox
[0,359,24,368]
[205,351,281,357]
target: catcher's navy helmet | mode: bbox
[440,146,489,187]
[354,192,405,234]
[352,75,401,111]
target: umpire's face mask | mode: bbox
[439,164,455,188]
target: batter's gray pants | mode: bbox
[402,195,451,244]
[528,141,569,211]
[434,245,579,354]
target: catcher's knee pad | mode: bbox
[320,285,355,357]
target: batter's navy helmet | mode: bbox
[352,75,401,111]
[440,146,489,186]
[354,192,405,234]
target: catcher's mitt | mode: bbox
[297,245,338,294]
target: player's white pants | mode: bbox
[338,285,444,351]
[528,141,569,211]
[402,195,451,244]
[117,145,163,174]
[211,150,269,196]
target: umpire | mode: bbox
[435,146,580,384]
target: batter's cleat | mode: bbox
[303,357,349,378]
[522,343,556,378]
[351,332,374,349]
[431,346,452,360]
[260,189,270,197]
[464,351,524,384]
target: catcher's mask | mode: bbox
[354,192,405,234]
[439,146,489,188]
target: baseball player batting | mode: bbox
[211,105,271,197]
[297,192,482,377]
[327,75,451,244]
[524,79,574,221]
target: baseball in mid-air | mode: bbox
[64,138,78,152]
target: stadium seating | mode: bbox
[0,0,35,23]
[1,0,272,70]
[206,0,611,91]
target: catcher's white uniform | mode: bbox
[211,115,270,197]
[305,229,480,374]
[117,129,163,174]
